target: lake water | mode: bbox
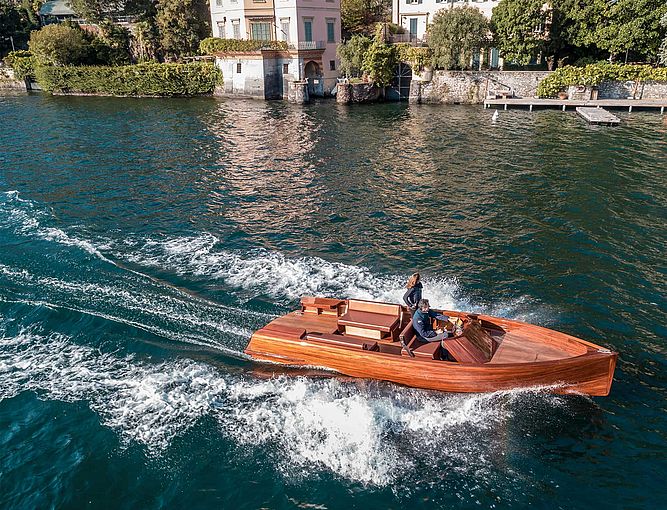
[0,93,665,509]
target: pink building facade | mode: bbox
[209,0,341,95]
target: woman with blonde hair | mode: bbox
[403,272,423,310]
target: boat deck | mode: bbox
[266,309,576,364]
[270,311,339,335]
[489,330,571,363]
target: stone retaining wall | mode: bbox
[0,68,27,90]
[336,82,382,104]
[409,71,667,103]
[410,71,551,104]
[598,81,667,100]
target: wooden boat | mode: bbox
[244,297,617,396]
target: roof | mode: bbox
[39,0,76,16]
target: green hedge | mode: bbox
[34,62,221,96]
[537,63,667,98]
[4,50,37,80]
[199,37,288,55]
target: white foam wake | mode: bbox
[1,191,112,261]
[125,234,465,308]
[1,192,551,323]
[0,329,567,487]
[0,263,253,351]
[123,234,554,323]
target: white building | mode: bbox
[392,0,501,67]
[209,0,341,96]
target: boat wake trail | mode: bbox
[0,192,258,353]
[121,233,554,323]
[0,328,573,489]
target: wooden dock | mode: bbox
[484,98,667,113]
[576,107,620,126]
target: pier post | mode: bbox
[629,105,632,113]
[504,103,507,110]
[562,105,566,111]
[661,106,664,114]
[529,104,533,112]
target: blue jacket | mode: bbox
[412,308,449,340]
[403,282,423,308]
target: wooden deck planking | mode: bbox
[576,107,620,125]
[484,98,667,112]
[489,331,571,364]
[270,311,339,335]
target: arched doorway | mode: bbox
[304,60,323,97]
[387,62,412,101]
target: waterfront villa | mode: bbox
[392,0,502,67]
[209,0,341,99]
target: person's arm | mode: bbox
[413,314,436,339]
[428,310,449,322]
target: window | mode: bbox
[280,19,290,42]
[283,63,289,74]
[217,21,225,38]
[304,19,313,42]
[236,63,242,73]
[329,60,336,71]
[326,19,335,43]
[253,0,266,3]
[251,22,272,41]
[215,0,222,5]
[409,18,418,38]
[232,20,241,39]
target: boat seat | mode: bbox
[338,310,398,332]
[306,332,379,351]
[262,323,306,339]
[338,299,400,335]
[301,296,345,316]
[400,322,441,359]
[411,340,442,360]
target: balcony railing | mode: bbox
[388,34,428,46]
[291,41,326,50]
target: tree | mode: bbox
[595,0,666,62]
[427,6,490,70]
[69,0,127,22]
[337,34,372,77]
[155,0,210,59]
[92,21,132,65]
[341,0,390,37]
[555,0,667,63]
[361,38,395,85]
[491,0,550,66]
[69,0,155,22]
[29,23,90,65]
[0,0,38,54]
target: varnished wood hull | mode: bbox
[245,311,617,397]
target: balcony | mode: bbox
[388,34,428,46]
[291,41,326,50]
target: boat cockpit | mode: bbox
[299,297,504,364]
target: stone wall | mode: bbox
[410,70,551,104]
[597,81,667,100]
[0,68,26,90]
[336,82,382,104]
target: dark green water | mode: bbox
[0,93,665,509]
